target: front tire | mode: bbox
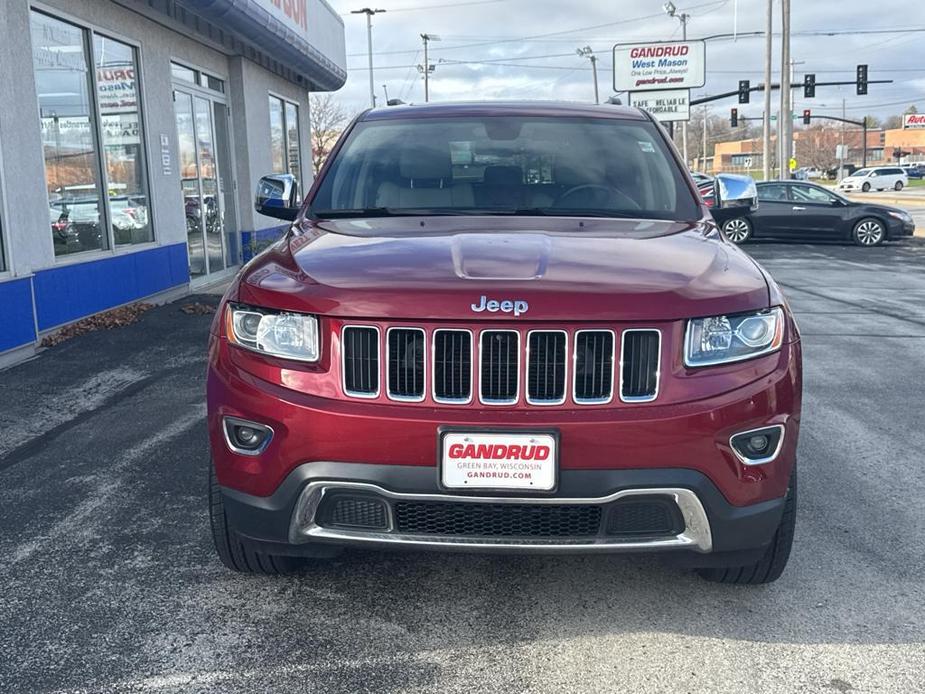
[209,465,304,575]
[852,218,885,246]
[861,182,870,192]
[722,217,752,244]
[698,466,797,585]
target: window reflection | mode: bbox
[269,96,285,175]
[32,11,154,256]
[269,96,302,186]
[94,34,152,245]
[32,11,106,256]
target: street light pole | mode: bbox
[779,0,791,178]
[576,46,599,104]
[664,2,690,164]
[351,8,386,108]
[761,0,773,180]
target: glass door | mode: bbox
[173,86,234,278]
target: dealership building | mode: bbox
[0,0,346,367]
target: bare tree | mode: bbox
[309,93,349,174]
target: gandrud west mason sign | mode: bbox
[612,40,706,92]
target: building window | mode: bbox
[170,62,224,94]
[268,95,302,184]
[31,11,153,256]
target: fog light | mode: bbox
[729,425,784,465]
[223,416,273,455]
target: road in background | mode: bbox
[1,241,924,693]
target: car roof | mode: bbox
[361,100,649,122]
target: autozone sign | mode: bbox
[903,114,925,129]
[613,40,706,92]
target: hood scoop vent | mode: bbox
[451,233,550,280]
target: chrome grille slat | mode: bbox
[620,329,661,402]
[387,328,425,401]
[573,330,614,404]
[433,330,472,403]
[527,331,567,405]
[342,326,380,397]
[480,330,519,405]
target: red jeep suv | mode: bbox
[207,102,801,584]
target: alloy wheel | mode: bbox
[723,218,751,243]
[855,220,884,246]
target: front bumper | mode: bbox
[220,462,786,558]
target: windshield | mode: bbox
[852,169,872,177]
[311,115,700,221]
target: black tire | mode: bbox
[852,217,886,247]
[894,181,904,191]
[697,466,796,585]
[209,465,303,575]
[861,182,870,192]
[721,217,753,244]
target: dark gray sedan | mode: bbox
[721,181,915,247]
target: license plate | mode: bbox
[440,431,557,491]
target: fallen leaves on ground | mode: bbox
[179,302,217,315]
[40,303,155,348]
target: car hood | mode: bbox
[238,216,770,321]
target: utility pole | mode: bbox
[702,104,708,171]
[420,33,440,102]
[576,46,599,104]
[351,8,386,108]
[762,0,773,180]
[779,0,791,178]
[664,2,690,165]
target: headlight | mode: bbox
[887,211,911,222]
[225,303,319,362]
[685,307,784,367]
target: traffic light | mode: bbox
[803,73,815,98]
[856,64,868,95]
[802,109,811,125]
[730,108,738,127]
[738,80,750,104]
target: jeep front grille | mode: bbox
[340,325,660,406]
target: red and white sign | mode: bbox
[903,114,925,129]
[613,40,706,92]
[256,0,308,37]
[441,432,557,491]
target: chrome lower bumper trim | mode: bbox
[289,481,713,553]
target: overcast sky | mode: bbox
[325,0,924,122]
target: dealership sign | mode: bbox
[628,89,690,122]
[903,114,925,129]
[613,40,706,92]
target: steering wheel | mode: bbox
[554,184,641,211]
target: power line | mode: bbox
[346,0,728,57]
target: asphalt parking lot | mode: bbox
[1,239,924,693]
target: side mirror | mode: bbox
[714,173,758,211]
[255,174,300,221]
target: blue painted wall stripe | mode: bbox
[0,277,37,353]
[33,243,189,331]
